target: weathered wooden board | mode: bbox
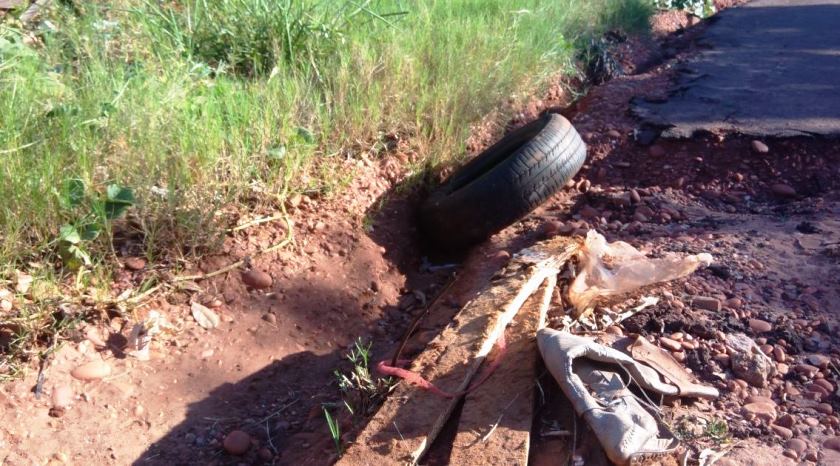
[447,274,555,465]
[338,237,578,466]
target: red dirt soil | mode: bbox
[4,2,839,465]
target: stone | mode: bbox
[692,296,721,312]
[824,437,840,452]
[794,364,820,377]
[771,183,797,198]
[771,425,793,439]
[223,430,251,455]
[579,205,599,219]
[785,438,807,455]
[751,140,769,154]
[649,145,666,157]
[782,449,798,460]
[659,337,682,352]
[727,333,776,387]
[816,403,834,415]
[815,379,834,392]
[807,354,831,368]
[777,414,796,428]
[241,270,273,290]
[70,361,112,381]
[123,257,146,271]
[773,346,786,363]
[748,319,773,333]
[742,402,777,421]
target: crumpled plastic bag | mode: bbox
[569,231,712,314]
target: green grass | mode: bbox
[0,0,651,375]
[1,0,651,272]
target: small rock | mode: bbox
[604,326,623,336]
[0,299,12,312]
[493,250,511,261]
[629,189,641,204]
[745,395,775,406]
[258,447,274,460]
[223,430,251,455]
[773,346,786,363]
[70,361,112,381]
[262,313,277,324]
[751,140,769,154]
[782,449,798,460]
[807,354,831,368]
[543,221,563,236]
[794,364,820,377]
[823,437,840,452]
[241,269,273,290]
[123,257,146,271]
[815,379,834,392]
[659,337,682,352]
[748,319,773,333]
[648,145,666,157]
[742,402,777,421]
[692,296,721,312]
[777,414,796,428]
[579,205,599,219]
[771,183,797,198]
[607,129,622,138]
[51,385,74,409]
[817,403,834,415]
[771,424,794,439]
[786,438,807,455]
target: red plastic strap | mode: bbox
[376,330,508,399]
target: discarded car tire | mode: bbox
[420,113,586,248]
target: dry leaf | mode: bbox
[14,270,33,294]
[191,302,220,329]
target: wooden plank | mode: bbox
[448,274,555,465]
[338,237,578,466]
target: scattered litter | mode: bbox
[538,329,680,465]
[128,311,164,361]
[191,302,220,329]
[627,335,719,399]
[568,231,712,315]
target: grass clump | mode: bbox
[334,338,393,417]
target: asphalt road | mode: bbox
[633,0,840,138]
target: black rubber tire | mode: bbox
[420,113,586,249]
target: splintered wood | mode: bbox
[338,237,578,466]
[449,274,555,465]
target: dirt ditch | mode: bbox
[4,3,840,465]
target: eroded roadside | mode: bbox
[5,2,838,465]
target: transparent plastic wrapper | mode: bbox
[569,231,713,314]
